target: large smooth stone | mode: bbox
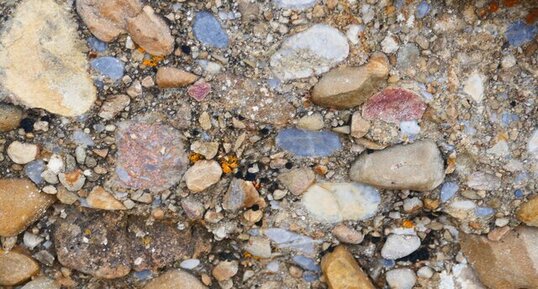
[460,226,538,289]
[270,24,349,81]
[276,128,341,157]
[349,140,445,191]
[321,246,375,289]
[0,179,55,237]
[0,250,40,286]
[311,53,389,109]
[302,183,380,223]
[0,0,96,116]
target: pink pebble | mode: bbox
[188,81,211,101]
[362,88,427,124]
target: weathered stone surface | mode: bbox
[0,0,96,116]
[321,246,375,289]
[213,74,294,126]
[54,210,131,279]
[54,209,202,279]
[350,112,370,139]
[270,24,349,80]
[244,236,272,258]
[460,226,538,289]
[99,94,130,120]
[126,6,174,56]
[350,140,445,191]
[143,270,207,289]
[438,263,485,289]
[0,250,40,286]
[362,88,427,124]
[312,53,389,109]
[276,128,342,157]
[184,160,223,192]
[114,121,188,192]
[278,168,315,195]
[302,183,380,223]
[0,179,55,237]
[76,0,142,42]
[517,196,538,227]
[223,178,261,212]
[86,186,126,210]
[156,67,198,88]
[0,104,22,132]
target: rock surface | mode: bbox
[0,0,96,116]
[184,160,223,192]
[0,179,55,237]
[270,24,349,80]
[386,268,416,289]
[114,121,188,192]
[311,53,389,109]
[0,250,40,286]
[460,226,538,289]
[223,178,261,211]
[99,94,131,120]
[350,140,445,191]
[20,277,60,289]
[0,104,22,132]
[156,67,199,88]
[276,128,342,157]
[362,88,427,124]
[143,270,207,289]
[302,183,380,223]
[321,246,375,289]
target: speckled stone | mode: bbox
[321,246,375,289]
[362,88,427,124]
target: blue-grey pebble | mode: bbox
[292,255,320,272]
[90,56,124,81]
[25,160,45,184]
[193,11,229,48]
[276,128,341,157]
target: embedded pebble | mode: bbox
[7,141,38,164]
[24,160,46,184]
[91,57,125,81]
[184,160,223,192]
[505,20,538,47]
[331,224,364,244]
[244,236,272,258]
[180,259,201,270]
[277,168,315,195]
[273,0,318,10]
[270,24,349,80]
[292,255,320,272]
[193,12,229,48]
[86,186,126,210]
[20,277,60,289]
[362,88,427,124]
[276,128,342,157]
[321,246,375,289]
[302,183,380,223]
[143,270,207,289]
[0,104,22,132]
[386,268,417,289]
[528,129,538,159]
[466,172,501,191]
[381,234,421,260]
[99,94,130,120]
[440,182,459,202]
[156,67,199,88]
[0,250,40,286]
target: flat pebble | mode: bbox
[386,268,417,289]
[276,128,341,157]
[381,234,421,260]
[7,141,38,164]
[193,11,229,48]
[91,56,125,81]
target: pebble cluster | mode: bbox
[0,0,537,288]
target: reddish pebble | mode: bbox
[362,88,427,124]
[188,81,211,101]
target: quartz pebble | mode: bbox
[386,268,416,289]
[381,234,421,260]
[244,236,272,258]
[302,183,380,223]
[270,24,349,80]
[0,250,40,286]
[292,255,320,272]
[321,246,375,289]
[156,67,198,88]
[0,104,22,132]
[311,53,389,109]
[277,168,315,195]
[460,226,538,289]
[184,160,223,192]
[463,72,485,103]
[440,182,459,202]
[362,88,427,124]
[143,270,207,289]
[193,12,229,48]
[180,259,201,270]
[0,0,96,116]
[466,172,501,191]
[262,228,317,255]
[276,128,341,157]
[273,0,318,10]
[0,179,55,237]
[7,141,38,164]
[350,140,445,191]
